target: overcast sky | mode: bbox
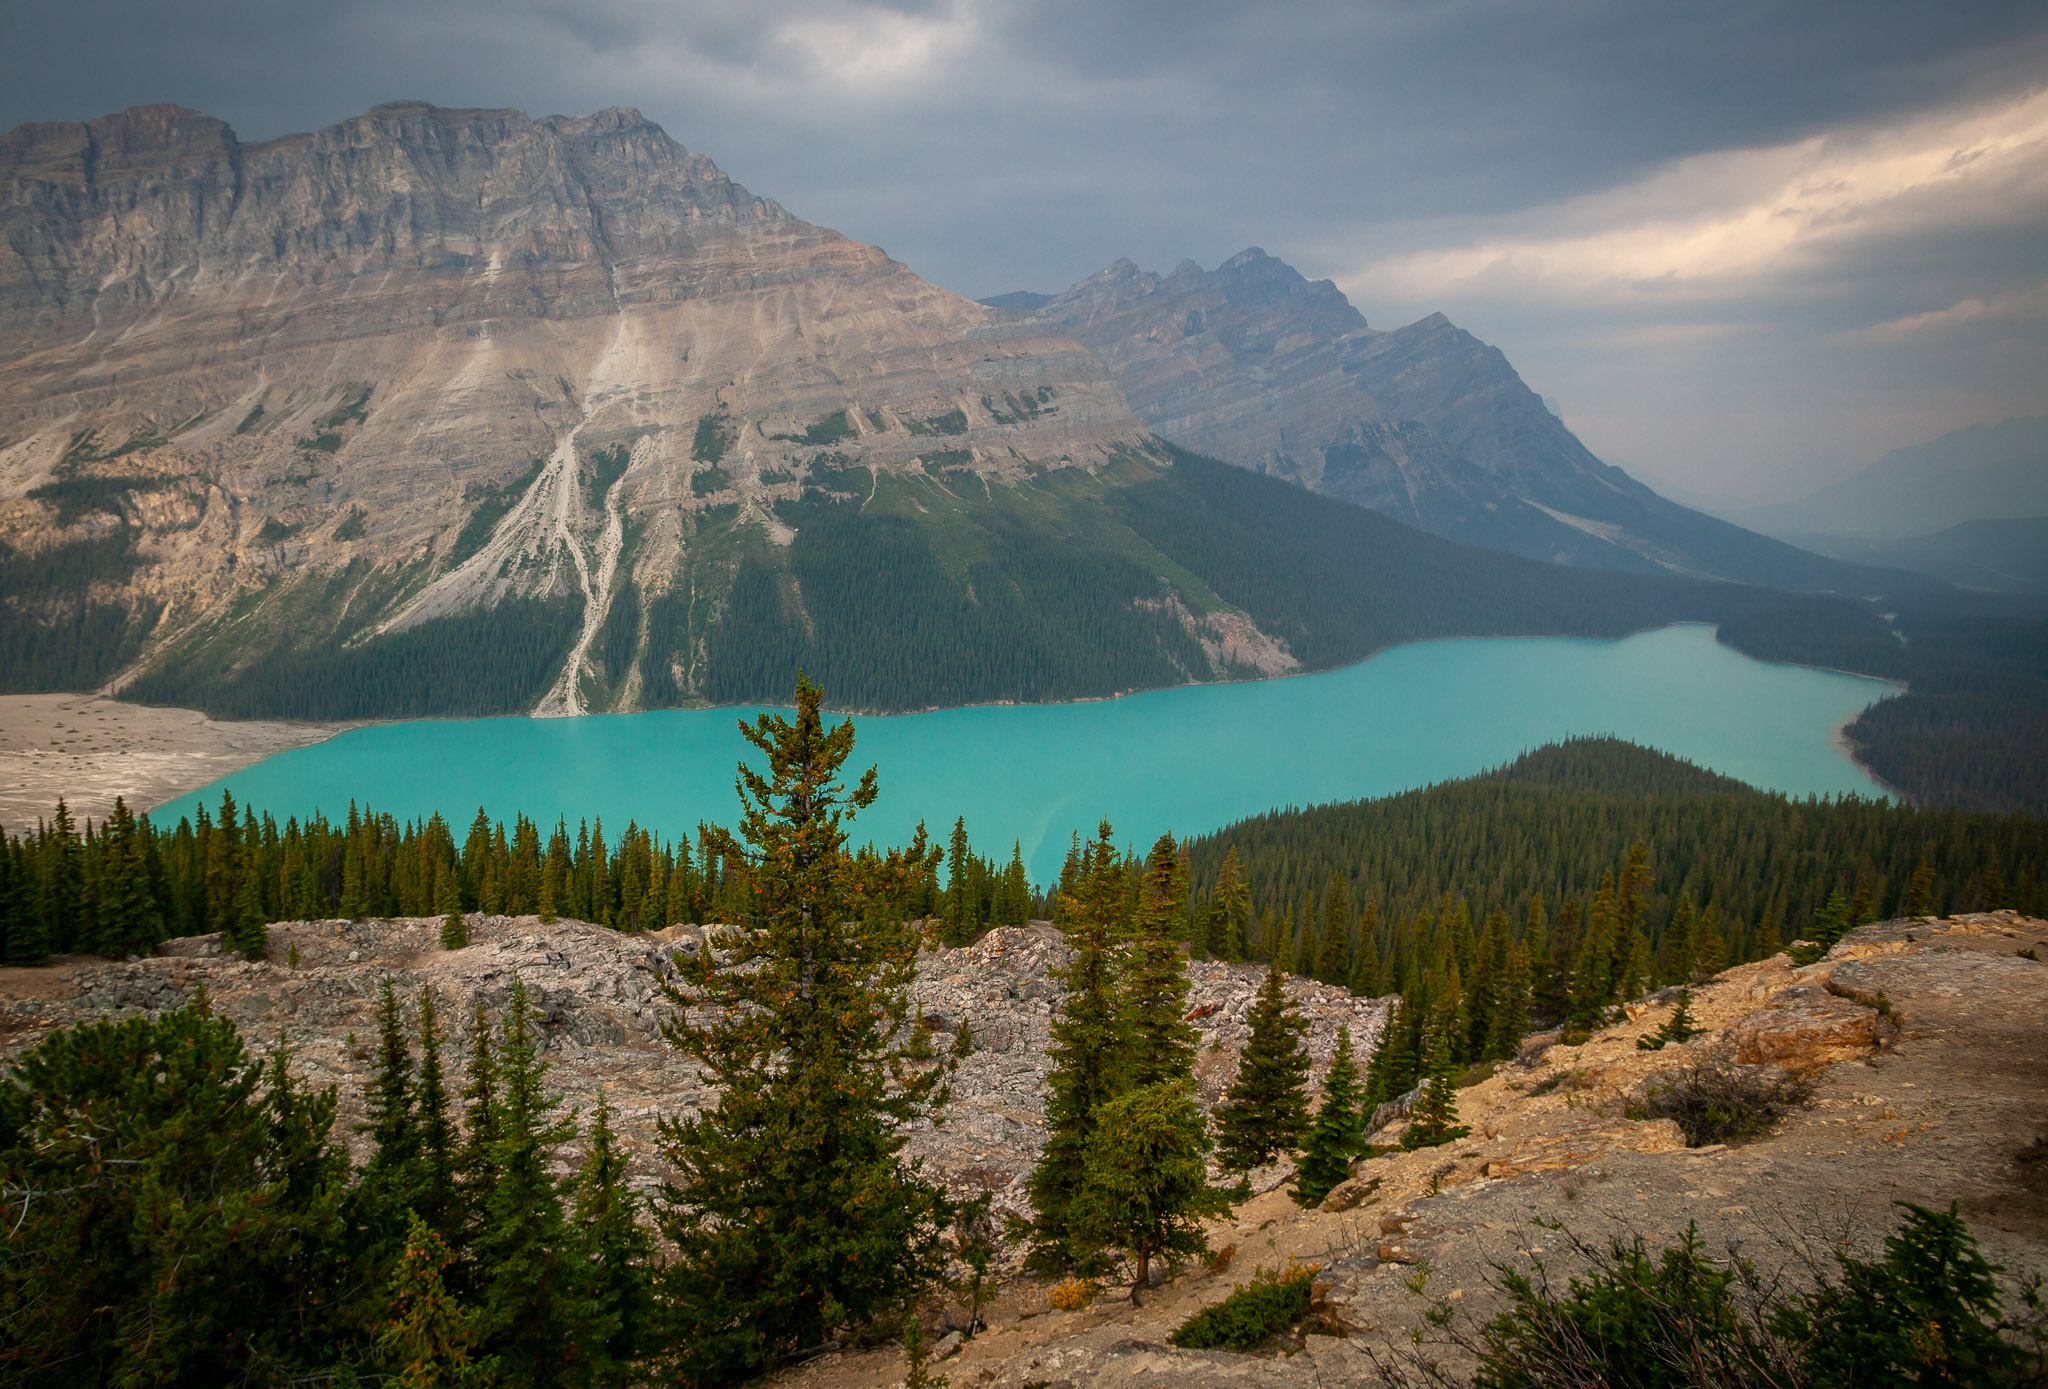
[3,0,2043,504]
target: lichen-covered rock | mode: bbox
[1483,1117,1688,1179]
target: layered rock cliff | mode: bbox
[0,102,1154,713]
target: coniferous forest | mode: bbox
[2,688,2046,1381]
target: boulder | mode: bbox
[1725,986,1884,1073]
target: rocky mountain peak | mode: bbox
[0,99,1153,715]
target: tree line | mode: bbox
[0,790,760,966]
[1180,736,2046,985]
[0,789,1059,969]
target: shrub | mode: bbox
[1636,990,1702,1051]
[1778,1201,2046,1388]
[1471,1226,1779,1389]
[1047,1277,1099,1311]
[1639,1061,1812,1147]
[1169,1263,1320,1351]
[1526,1069,1587,1098]
[1462,1205,2045,1389]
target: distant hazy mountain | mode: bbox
[982,250,1917,595]
[1798,515,2048,595]
[1738,416,2048,541]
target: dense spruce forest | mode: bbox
[1183,736,2045,977]
[0,528,158,692]
[121,594,583,720]
[1717,588,2048,812]
[5,732,2039,984]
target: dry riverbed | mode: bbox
[0,692,355,828]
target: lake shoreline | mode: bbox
[0,623,1898,831]
[0,693,362,829]
[137,626,1898,882]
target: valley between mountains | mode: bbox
[4,100,2041,813]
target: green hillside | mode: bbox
[1184,735,2048,977]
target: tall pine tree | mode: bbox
[1125,833,1197,1091]
[654,677,952,1381]
[1028,822,1131,1271]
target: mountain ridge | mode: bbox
[988,250,1940,596]
[0,100,1156,714]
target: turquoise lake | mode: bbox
[154,624,1895,883]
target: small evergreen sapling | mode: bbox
[1292,1026,1365,1207]
[901,1313,949,1389]
[1213,960,1311,1173]
[1636,989,1702,1051]
[1400,1018,1471,1151]
[1071,1080,1232,1303]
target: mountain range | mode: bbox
[985,251,1926,593]
[0,101,1948,728]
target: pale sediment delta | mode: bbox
[0,691,354,828]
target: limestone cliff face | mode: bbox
[1022,250,1903,590]
[0,102,1146,711]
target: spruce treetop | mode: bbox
[1213,959,1311,1172]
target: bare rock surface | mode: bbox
[0,918,1385,1216]
[772,912,2048,1389]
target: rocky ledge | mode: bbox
[5,912,2042,1387]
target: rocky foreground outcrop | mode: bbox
[5,912,2043,1386]
[778,912,2048,1388]
[0,917,1383,1224]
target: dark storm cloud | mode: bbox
[3,0,2043,499]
